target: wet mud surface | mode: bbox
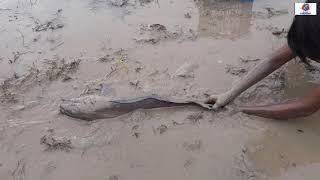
[1,0,320,179]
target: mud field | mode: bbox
[1,0,320,179]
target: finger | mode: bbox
[211,104,219,111]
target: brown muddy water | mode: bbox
[1,0,320,179]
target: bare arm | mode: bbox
[207,44,296,109]
[240,86,320,120]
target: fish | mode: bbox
[60,94,213,120]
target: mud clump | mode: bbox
[156,124,168,134]
[40,133,72,152]
[132,125,140,138]
[183,139,202,151]
[184,13,191,19]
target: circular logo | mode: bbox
[302,3,310,11]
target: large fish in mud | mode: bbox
[60,95,213,120]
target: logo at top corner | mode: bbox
[301,3,310,12]
[295,3,317,15]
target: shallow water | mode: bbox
[1,0,320,179]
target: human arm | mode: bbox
[239,86,320,120]
[206,44,296,109]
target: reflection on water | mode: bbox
[197,0,254,39]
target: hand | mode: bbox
[205,92,233,110]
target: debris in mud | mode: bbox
[183,139,202,151]
[40,133,72,152]
[99,49,127,62]
[109,175,120,180]
[172,119,184,126]
[0,57,80,104]
[235,149,257,180]
[186,29,197,41]
[149,24,167,31]
[184,13,191,19]
[139,0,153,5]
[264,7,288,18]
[79,82,105,96]
[62,75,72,82]
[132,125,140,138]
[253,8,288,19]
[110,0,129,7]
[135,66,144,73]
[34,21,64,32]
[272,28,288,38]
[8,51,33,64]
[186,111,203,124]
[239,57,261,63]
[1,80,19,104]
[105,66,118,78]
[98,54,113,62]
[136,24,186,45]
[0,66,39,103]
[184,157,194,168]
[173,62,199,78]
[134,38,160,45]
[297,129,304,133]
[156,124,168,134]
[129,80,140,88]
[44,58,81,81]
[225,65,248,77]
[12,159,26,180]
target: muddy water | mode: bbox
[246,60,320,178]
[1,0,319,179]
